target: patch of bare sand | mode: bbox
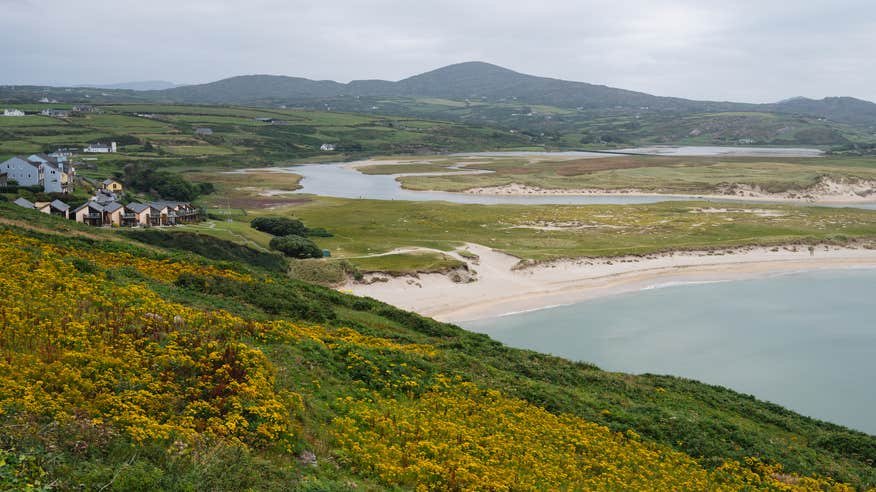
[342,242,876,322]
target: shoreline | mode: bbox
[342,243,876,323]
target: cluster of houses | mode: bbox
[11,178,199,227]
[0,153,76,193]
[2,105,99,119]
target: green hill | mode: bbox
[0,202,873,491]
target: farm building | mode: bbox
[83,142,117,153]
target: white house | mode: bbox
[27,154,75,193]
[0,155,75,193]
[83,142,117,153]
[194,127,213,136]
[40,162,64,193]
[2,109,24,117]
[40,109,70,118]
[0,157,42,187]
[320,143,336,151]
[72,105,97,113]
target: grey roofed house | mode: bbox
[102,201,124,213]
[93,189,118,204]
[126,202,150,213]
[13,197,35,209]
[1,157,42,187]
[74,201,104,213]
[49,199,70,212]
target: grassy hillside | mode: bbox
[0,202,874,490]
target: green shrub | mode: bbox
[251,216,308,237]
[269,235,322,259]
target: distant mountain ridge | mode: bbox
[151,62,738,111]
[2,62,875,127]
[142,62,876,125]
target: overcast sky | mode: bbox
[3,0,875,103]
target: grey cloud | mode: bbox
[1,0,875,103]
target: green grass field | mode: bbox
[183,194,876,270]
[0,104,532,169]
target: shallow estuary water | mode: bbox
[252,147,876,209]
[462,269,876,435]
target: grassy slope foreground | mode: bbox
[0,204,875,490]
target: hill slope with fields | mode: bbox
[5,62,875,147]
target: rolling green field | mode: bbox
[0,104,532,174]
[301,96,876,148]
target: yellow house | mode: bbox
[101,178,124,193]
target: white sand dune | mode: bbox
[343,243,876,323]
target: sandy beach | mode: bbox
[343,243,876,323]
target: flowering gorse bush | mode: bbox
[333,378,853,491]
[0,230,285,446]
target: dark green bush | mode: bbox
[251,217,308,237]
[269,235,322,259]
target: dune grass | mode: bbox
[183,196,876,264]
[394,155,876,194]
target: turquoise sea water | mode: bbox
[462,269,876,435]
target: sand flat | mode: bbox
[344,243,876,322]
